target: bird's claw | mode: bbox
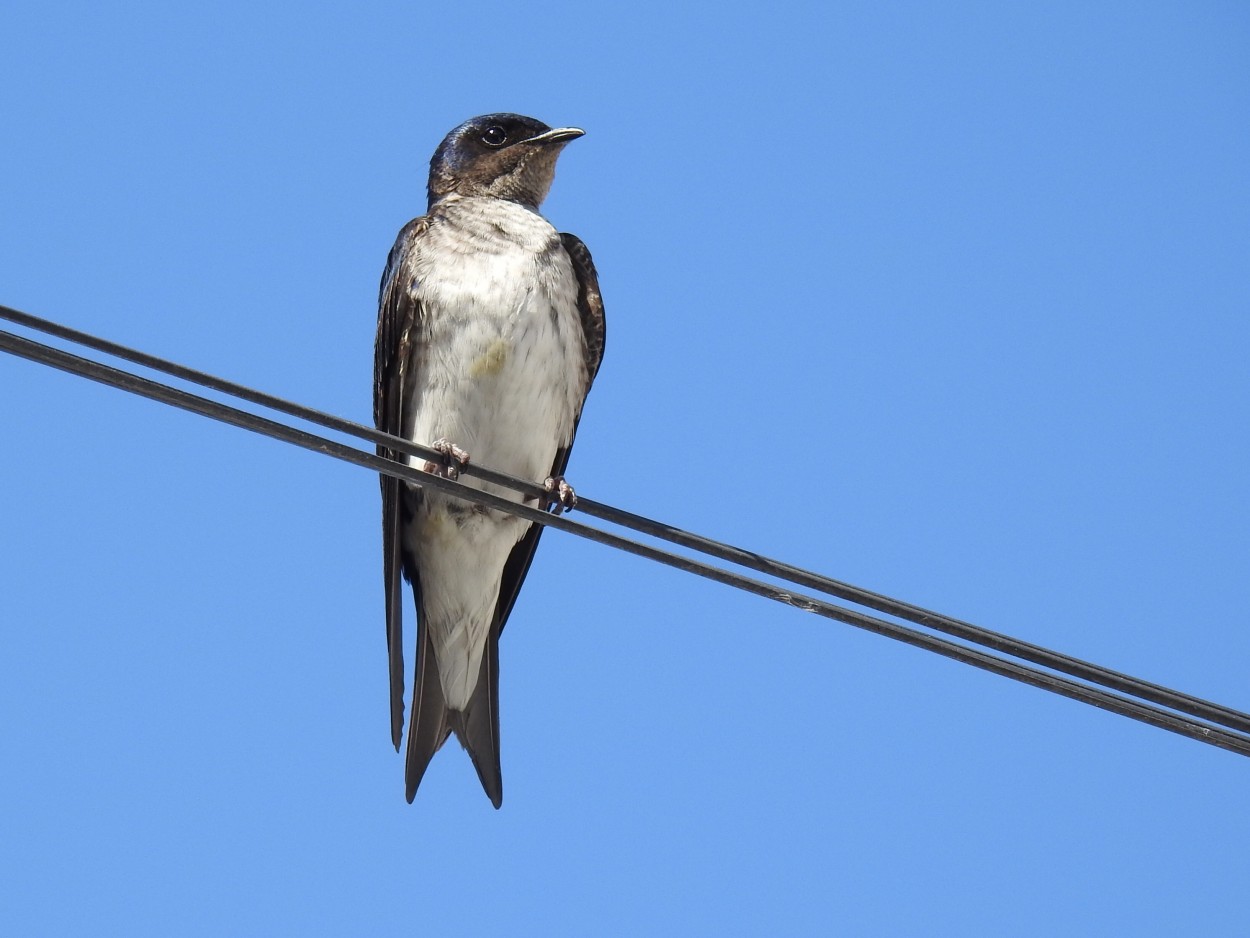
[424,439,471,481]
[543,476,578,514]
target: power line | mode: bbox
[5,304,1246,738]
[2,308,1249,760]
[8,304,1250,740]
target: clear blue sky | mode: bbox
[2,2,1248,935]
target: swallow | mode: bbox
[374,113,605,807]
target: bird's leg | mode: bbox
[543,475,578,514]
[424,438,471,481]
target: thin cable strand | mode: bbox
[4,303,1249,737]
[3,325,1249,760]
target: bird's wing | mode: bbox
[374,216,429,751]
[491,232,607,636]
[559,232,607,386]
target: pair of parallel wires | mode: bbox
[2,302,1248,759]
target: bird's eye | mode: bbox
[481,125,508,147]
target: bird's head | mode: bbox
[426,113,584,210]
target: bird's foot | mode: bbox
[543,475,578,514]
[424,439,471,481]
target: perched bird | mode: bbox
[373,114,606,807]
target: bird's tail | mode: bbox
[447,628,503,809]
[405,623,504,809]
[404,623,451,802]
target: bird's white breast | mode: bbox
[401,196,586,708]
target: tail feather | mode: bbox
[448,628,503,809]
[404,621,504,808]
[404,623,452,803]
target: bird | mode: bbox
[373,113,606,808]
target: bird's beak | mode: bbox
[524,127,585,146]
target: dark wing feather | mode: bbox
[374,217,429,751]
[491,232,608,636]
[560,232,607,384]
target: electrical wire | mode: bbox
[5,303,1249,737]
[2,309,1249,760]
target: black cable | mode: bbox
[4,303,1249,739]
[3,324,1249,760]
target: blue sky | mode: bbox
[2,2,1248,934]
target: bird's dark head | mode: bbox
[427,113,584,210]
